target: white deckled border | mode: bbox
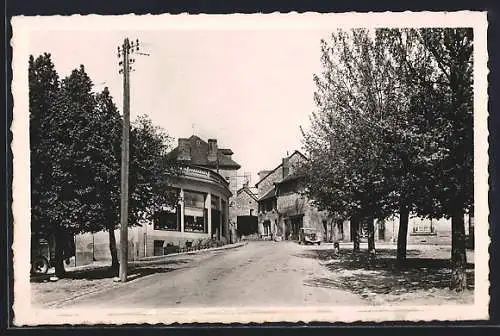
[11,11,489,325]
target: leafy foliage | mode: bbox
[29,54,180,275]
[129,114,181,226]
[302,28,473,290]
[29,54,60,234]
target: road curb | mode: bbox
[42,242,247,308]
[135,241,247,262]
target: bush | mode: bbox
[164,244,180,254]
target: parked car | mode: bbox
[30,231,75,275]
[31,236,53,274]
[298,227,321,245]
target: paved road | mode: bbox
[59,241,363,308]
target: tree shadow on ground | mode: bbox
[296,248,474,296]
[30,258,192,282]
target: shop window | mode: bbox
[154,205,180,231]
[184,209,208,233]
[411,219,435,235]
[184,191,208,233]
[211,195,220,210]
[184,190,205,208]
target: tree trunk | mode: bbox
[367,215,376,263]
[332,219,340,243]
[468,213,474,249]
[330,220,335,243]
[451,209,467,291]
[397,203,409,264]
[53,227,66,278]
[108,225,119,275]
[351,215,360,253]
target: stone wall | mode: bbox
[256,168,282,199]
[74,225,215,263]
[257,211,279,236]
[230,188,258,224]
[256,152,306,199]
[339,214,471,245]
[277,192,307,217]
[382,215,458,245]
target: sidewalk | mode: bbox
[31,242,247,307]
[33,241,247,279]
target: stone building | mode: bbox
[229,183,259,237]
[72,135,241,266]
[254,149,470,246]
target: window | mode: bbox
[154,205,180,231]
[211,195,220,210]
[411,219,435,234]
[221,199,227,237]
[184,191,207,233]
[184,191,205,208]
[250,209,254,216]
[184,210,207,233]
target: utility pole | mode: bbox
[117,38,146,282]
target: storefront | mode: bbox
[145,166,232,256]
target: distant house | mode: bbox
[254,150,473,245]
[255,150,335,241]
[230,183,259,238]
[146,135,241,247]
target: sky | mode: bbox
[28,27,330,185]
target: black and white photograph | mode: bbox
[11,12,489,324]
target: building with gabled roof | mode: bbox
[255,150,332,240]
[229,183,259,238]
[166,135,241,171]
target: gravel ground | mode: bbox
[38,241,363,308]
[313,243,475,305]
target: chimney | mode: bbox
[258,170,271,181]
[208,139,218,162]
[178,138,191,161]
[282,157,290,178]
[244,172,251,185]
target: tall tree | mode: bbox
[302,29,412,256]
[90,87,122,273]
[29,54,61,263]
[30,55,181,276]
[383,28,473,290]
[40,65,102,276]
[29,53,59,227]
[419,28,474,291]
[303,28,473,291]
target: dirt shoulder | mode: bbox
[303,244,475,305]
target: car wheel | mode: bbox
[31,256,49,274]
